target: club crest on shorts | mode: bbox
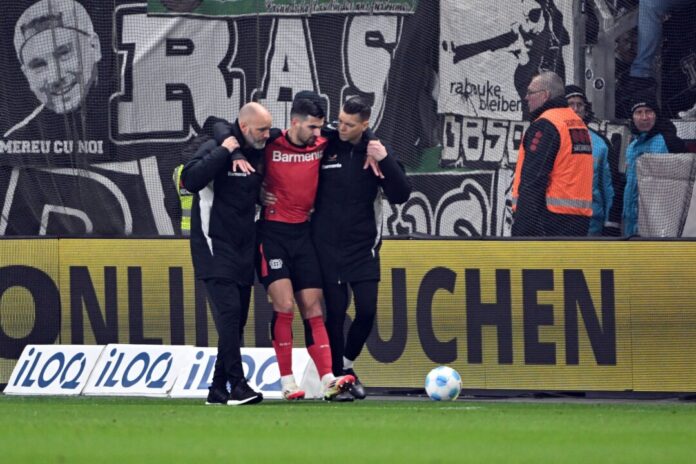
[269,259,283,270]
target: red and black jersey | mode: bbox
[263,129,327,223]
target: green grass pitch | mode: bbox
[1,396,695,463]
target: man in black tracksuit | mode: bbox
[312,96,411,399]
[181,102,271,406]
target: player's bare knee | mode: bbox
[272,299,295,313]
[299,302,324,319]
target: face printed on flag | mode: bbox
[15,0,102,114]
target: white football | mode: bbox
[425,366,462,401]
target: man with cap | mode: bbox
[1,0,116,237]
[4,0,102,140]
[511,71,594,236]
[622,94,686,236]
[565,85,619,236]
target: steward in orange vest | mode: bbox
[512,96,594,236]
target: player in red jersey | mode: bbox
[256,91,354,401]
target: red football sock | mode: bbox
[272,311,294,377]
[304,316,333,378]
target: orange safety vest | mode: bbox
[512,107,593,216]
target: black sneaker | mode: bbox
[205,385,229,405]
[343,369,366,400]
[227,379,263,406]
[327,390,354,402]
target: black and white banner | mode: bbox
[438,0,575,120]
[0,0,417,236]
[1,0,695,238]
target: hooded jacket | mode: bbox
[588,129,615,235]
[622,113,686,236]
[565,85,620,235]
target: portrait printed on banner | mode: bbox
[0,0,168,237]
[3,0,103,147]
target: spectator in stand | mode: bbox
[626,0,693,96]
[565,85,620,236]
[511,72,594,237]
[622,94,686,236]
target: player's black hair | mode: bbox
[291,91,326,119]
[342,96,371,121]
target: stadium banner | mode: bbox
[0,239,61,387]
[2,345,321,398]
[2,238,696,393]
[82,343,191,397]
[367,241,696,392]
[1,0,695,239]
[169,347,322,399]
[147,0,418,16]
[0,0,423,236]
[4,344,104,395]
[438,0,576,121]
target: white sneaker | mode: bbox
[281,376,305,401]
[322,374,355,401]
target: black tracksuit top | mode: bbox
[181,119,263,284]
[311,130,411,284]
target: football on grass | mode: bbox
[425,366,461,401]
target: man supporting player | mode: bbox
[313,96,411,399]
[181,102,271,405]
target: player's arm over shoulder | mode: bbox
[266,128,283,145]
[181,137,230,192]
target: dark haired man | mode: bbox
[255,91,356,401]
[312,96,411,400]
[564,85,618,236]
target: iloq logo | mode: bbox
[5,345,104,395]
[170,347,315,399]
[176,348,281,393]
[92,349,172,388]
[176,348,217,394]
[83,344,189,397]
[243,352,281,392]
